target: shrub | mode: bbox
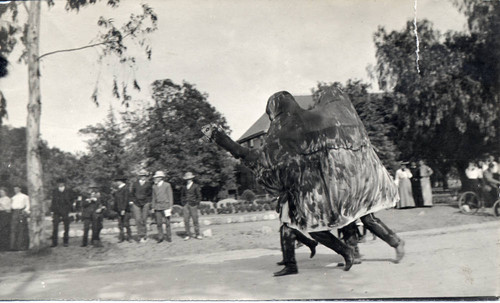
[241,189,256,203]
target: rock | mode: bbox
[203,229,213,237]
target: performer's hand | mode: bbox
[120,210,125,216]
[201,124,221,142]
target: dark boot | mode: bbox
[340,222,363,261]
[292,229,317,258]
[310,231,355,271]
[274,225,298,276]
[118,232,125,243]
[361,214,400,248]
[361,214,404,263]
[277,225,286,266]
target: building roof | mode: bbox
[237,95,314,143]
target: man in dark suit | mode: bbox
[50,179,74,247]
[113,175,132,243]
[180,171,202,240]
[130,169,152,242]
[81,183,107,247]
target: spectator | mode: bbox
[0,187,12,251]
[465,161,482,194]
[81,184,106,247]
[419,160,434,207]
[50,179,74,247]
[483,163,500,205]
[409,161,423,207]
[10,186,30,251]
[113,175,132,243]
[478,159,486,184]
[130,169,152,243]
[395,162,415,208]
[180,172,202,240]
[486,154,499,178]
[151,171,173,243]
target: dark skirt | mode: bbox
[10,210,29,251]
[0,211,11,251]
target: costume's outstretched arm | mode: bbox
[201,124,260,164]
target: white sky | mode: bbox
[0,0,467,153]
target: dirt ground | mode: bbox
[0,199,498,277]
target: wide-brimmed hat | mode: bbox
[183,172,195,180]
[153,170,166,178]
[138,169,149,176]
[400,161,409,165]
[113,175,128,181]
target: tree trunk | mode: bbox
[26,1,45,253]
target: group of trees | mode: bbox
[0,125,81,198]
[81,79,238,202]
[372,0,499,186]
[0,0,157,251]
[0,78,237,205]
[305,1,499,187]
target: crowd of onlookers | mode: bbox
[55,169,203,248]
[394,155,500,209]
[0,169,204,251]
[0,186,31,251]
[463,155,500,205]
[2,156,499,251]
[394,160,434,209]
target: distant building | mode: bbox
[235,95,314,193]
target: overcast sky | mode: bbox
[0,0,467,153]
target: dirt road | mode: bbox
[1,220,498,300]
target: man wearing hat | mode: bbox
[81,183,106,247]
[130,169,152,243]
[113,175,132,243]
[152,170,173,243]
[180,171,202,240]
[50,178,74,247]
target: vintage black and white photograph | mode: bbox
[0,0,498,300]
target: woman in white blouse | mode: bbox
[395,162,415,208]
